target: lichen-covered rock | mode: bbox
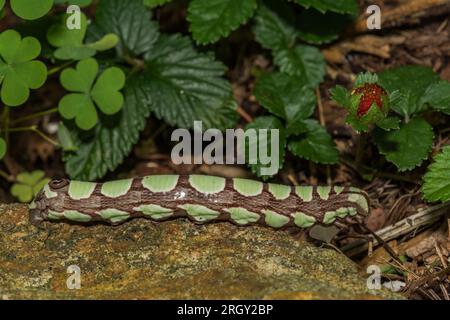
[0,204,401,299]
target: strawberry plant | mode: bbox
[331,66,450,202]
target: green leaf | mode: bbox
[288,119,339,164]
[330,85,350,108]
[47,12,118,60]
[143,34,238,130]
[57,122,78,152]
[373,117,434,171]
[63,75,152,180]
[245,116,286,178]
[354,71,379,87]
[11,170,50,203]
[297,9,352,45]
[253,72,316,134]
[378,66,440,117]
[421,80,450,115]
[291,0,359,16]
[93,0,159,57]
[274,44,325,87]
[0,30,47,106]
[187,0,257,44]
[0,137,6,159]
[253,0,297,51]
[54,0,92,6]
[376,116,401,131]
[345,114,369,132]
[143,0,172,8]
[10,0,53,20]
[58,58,126,130]
[422,146,450,202]
[253,1,326,86]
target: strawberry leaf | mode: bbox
[291,0,359,15]
[373,117,434,171]
[253,72,316,135]
[143,34,238,130]
[378,66,440,117]
[297,9,352,45]
[422,146,450,202]
[93,0,159,57]
[288,119,339,164]
[253,0,325,87]
[421,80,450,115]
[244,116,286,179]
[143,0,172,8]
[187,0,257,44]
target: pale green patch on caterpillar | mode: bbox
[262,210,290,228]
[101,179,133,198]
[334,186,344,195]
[317,186,331,200]
[68,181,96,200]
[142,175,179,193]
[348,193,369,212]
[224,207,260,225]
[44,184,57,198]
[29,201,37,210]
[178,204,220,222]
[64,210,92,222]
[48,210,63,220]
[293,212,316,228]
[323,211,337,224]
[336,207,350,219]
[268,183,291,200]
[99,208,130,223]
[189,175,225,194]
[295,186,313,202]
[233,178,263,197]
[134,204,174,220]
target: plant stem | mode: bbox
[0,169,13,182]
[355,132,367,173]
[11,107,58,125]
[8,126,58,146]
[47,61,74,76]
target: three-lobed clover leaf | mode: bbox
[58,58,126,130]
[0,137,6,159]
[0,30,47,106]
[0,0,53,20]
[11,170,50,203]
[47,12,119,60]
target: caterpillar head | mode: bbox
[28,178,69,227]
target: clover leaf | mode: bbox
[0,30,47,106]
[59,58,126,130]
[47,12,119,60]
[11,170,50,203]
[0,137,6,159]
[54,0,92,6]
[0,0,53,20]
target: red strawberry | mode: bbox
[352,83,388,117]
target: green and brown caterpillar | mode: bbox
[29,175,370,230]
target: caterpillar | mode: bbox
[29,175,370,230]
